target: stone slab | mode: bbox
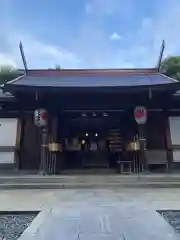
[22,201,180,240]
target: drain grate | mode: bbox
[158,210,180,234]
[0,211,38,240]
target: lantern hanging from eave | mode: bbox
[134,106,147,124]
[34,108,48,127]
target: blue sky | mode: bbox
[0,0,180,69]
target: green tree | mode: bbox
[161,56,180,81]
[0,65,18,85]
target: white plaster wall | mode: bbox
[0,118,18,146]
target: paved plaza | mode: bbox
[0,188,180,239]
[1,188,180,212]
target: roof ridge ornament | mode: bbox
[19,41,28,74]
[156,40,165,72]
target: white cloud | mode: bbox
[0,32,81,69]
[1,0,180,68]
[85,0,134,16]
[110,32,121,41]
[125,1,180,67]
[20,35,81,68]
[0,0,81,69]
[0,53,17,67]
[83,0,180,67]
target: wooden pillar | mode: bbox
[164,111,173,169]
[15,118,22,171]
[39,127,49,175]
[134,106,148,171]
[34,108,49,174]
[51,116,58,142]
[48,116,59,174]
[138,124,148,171]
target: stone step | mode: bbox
[1,182,180,189]
[1,179,180,189]
[1,175,180,184]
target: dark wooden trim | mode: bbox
[0,163,16,170]
[0,146,15,152]
[15,119,22,150]
[164,112,172,150]
[162,111,172,167]
[13,118,22,171]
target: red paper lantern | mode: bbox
[134,106,147,124]
[34,109,48,127]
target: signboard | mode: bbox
[134,106,147,124]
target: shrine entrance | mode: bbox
[57,110,137,172]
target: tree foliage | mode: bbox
[161,56,180,81]
[0,65,18,85]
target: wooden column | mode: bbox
[48,116,59,174]
[138,124,148,171]
[39,127,49,175]
[51,116,58,142]
[14,118,22,171]
[164,111,173,169]
[134,106,148,171]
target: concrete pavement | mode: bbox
[1,188,180,211]
[1,188,180,239]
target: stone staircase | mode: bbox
[0,174,180,189]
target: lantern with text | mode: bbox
[134,106,147,124]
[34,109,48,127]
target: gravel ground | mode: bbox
[158,211,180,234]
[0,212,37,240]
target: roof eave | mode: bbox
[4,82,180,95]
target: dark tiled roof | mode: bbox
[6,68,178,88]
